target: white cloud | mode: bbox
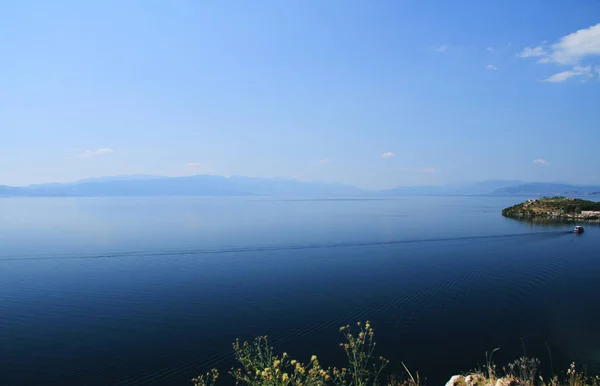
[533,159,550,166]
[519,27,600,83]
[575,64,595,78]
[518,46,547,58]
[548,23,600,64]
[486,47,495,52]
[433,44,448,52]
[81,148,114,157]
[486,64,499,70]
[544,71,573,83]
[419,167,437,173]
[519,23,600,66]
[318,159,330,164]
[380,152,394,158]
[544,65,593,82]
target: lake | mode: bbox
[1,196,599,385]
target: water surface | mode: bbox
[1,196,599,385]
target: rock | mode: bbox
[446,375,466,386]
[495,378,524,386]
[465,374,486,386]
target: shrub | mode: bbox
[192,322,598,386]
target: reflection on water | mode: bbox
[0,196,599,385]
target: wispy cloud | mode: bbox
[519,23,600,82]
[81,148,114,157]
[486,47,495,52]
[544,65,593,82]
[546,23,600,65]
[318,159,330,164]
[380,152,394,158]
[419,167,437,173]
[544,71,573,83]
[518,46,547,58]
[486,64,499,70]
[432,44,448,52]
[533,159,551,166]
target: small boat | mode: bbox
[574,226,584,234]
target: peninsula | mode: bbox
[502,196,600,220]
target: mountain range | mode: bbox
[1,176,599,198]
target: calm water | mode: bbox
[1,196,599,385]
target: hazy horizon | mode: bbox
[3,173,599,191]
[2,1,600,189]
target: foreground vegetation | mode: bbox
[192,322,600,386]
[502,197,600,219]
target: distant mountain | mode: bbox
[380,180,524,196]
[0,185,22,197]
[379,180,600,197]
[2,176,599,198]
[1,175,367,197]
[490,183,600,197]
[75,175,164,183]
[448,180,524,195]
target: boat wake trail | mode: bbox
[2,231,569,262]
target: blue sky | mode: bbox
[2,0,600,189]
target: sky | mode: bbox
[1,0,600,190]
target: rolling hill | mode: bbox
[1,177,599,198]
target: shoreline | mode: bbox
[502,197,600,223]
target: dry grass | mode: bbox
[446,355,600,386]
[192,322,599,386]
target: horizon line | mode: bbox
[2,174,597,190]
